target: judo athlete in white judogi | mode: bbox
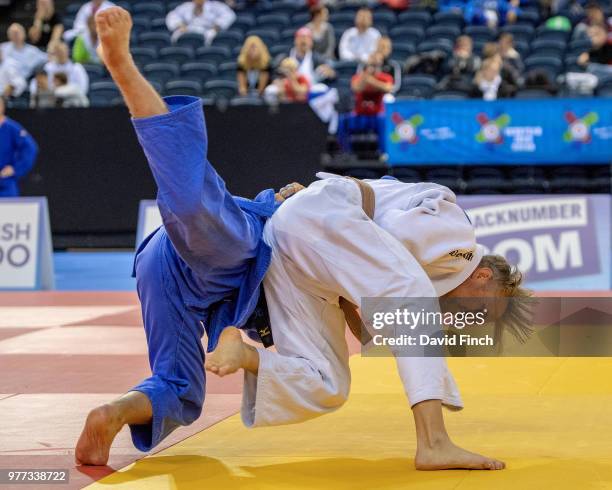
[76,7,530,471]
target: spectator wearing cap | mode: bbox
[0,96,38,197]
[339,8,381,63]
[237,35,271,96]
[277,27,335,84]
[306,5,335,61]
[1,23,48,79]
[0,48,27,99]
[28,0,64,50]
[166,0,236,45]
[64,0,114,41]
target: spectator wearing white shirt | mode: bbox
[1,23,48,79]
[166,0,236,45]
[64,0,114,41]
[338,8,381,63]
[31,42,89,96]
[0,48,27,98]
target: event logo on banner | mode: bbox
[385,98,612,164]
[457,195,611,290]
[0,197,54,290]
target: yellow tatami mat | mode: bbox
[89,356,612,490]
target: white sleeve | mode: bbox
[338,29,357,61]
[166,2,190,31]
[72,4,91,37]
[213,2,236,30]
[6,64,26,97]
[360,29,381,63]
[73,63,89,94]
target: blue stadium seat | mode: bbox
[514,88,554,98]
[329,11,356,25]
[333,60,359,77]
[216,61,238,80]
[468,167,505,180]
[230,96,265,106]
[159,46,194,64]
[530,39,566,57]
[373,11,397,29]
[391,42,416,60]
[83,64,106,83]
[164,80,203,96]
[433,11,464,29]
[89,81,120,101]
[246,29,280,47]
[500,24,535,42]
[389,26,424,45]
[432,90,469,99]
[195,46,233,65]
[514,39,531,58]
[535,26,569,42]
[143,62,180,84]
[65,3,82,16]
[212,30,244,50]
[390,167,421,182]
[270,44,291,57]
[203,80,238,99]
[132,2,166,19]
[524,55,563,77]
[131,16,151,35]
[291,12,311,27]
[400,75,437,98]
[417,39,454,55]
[398,10,432,30]
[568,38,592,55]
[516,10,540,25]
[175,33,205,50]
[131,47,158,65]
[261,1,300,16]
[280,28,297,45]
[463,25,496,42]
[233,13,257,32]
[426,24,461,42]
[257,13,290,30]
[180,62,217,82]
[149,17,168,32]
[138,32,172,50]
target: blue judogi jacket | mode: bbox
[0,117,38,197]
[132,96,277,351]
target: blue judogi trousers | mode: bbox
[127,96,274,451]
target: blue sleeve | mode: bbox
[131,96,260,276]
[10,123,38,179]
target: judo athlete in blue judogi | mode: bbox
[0,97,38,197]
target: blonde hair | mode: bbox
[479,254,535,344]
[238,36,270,71]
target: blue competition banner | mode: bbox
[385,98,612,165]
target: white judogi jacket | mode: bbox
[64,0,115,41]
[166,1,236,43]
[241,174,483,428]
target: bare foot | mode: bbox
[75,404,123,466]
[415,439,505,471]
[205,326,252,377]
[95,7,133,68]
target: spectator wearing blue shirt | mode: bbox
[0,97,38,197]
[465,0,520,27]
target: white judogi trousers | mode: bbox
[241,175,482,428]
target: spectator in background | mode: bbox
[237,35,271,96]
[578,24,612,77]
[279,28,335,84]
[464,0,521,28]
[306,5,335,61]
[53,72,89,107]
[72,15,100,64]
[337,51,393,153]
[41,42,89,95]
[0,96,38,197]
[1,24,48,79]
[371,36,401,92]
[339,8,381,63]
[575,2,610,37]
[28,0,63,50]
[30,69,56,107]
[166,0,236,45]
[482,41,521,86]
[267,57,310,103]
[0,49,27,99]
[64,0,114,41]
[498,32,524,72]
[439,35,481,92]
[472,55,516,99]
